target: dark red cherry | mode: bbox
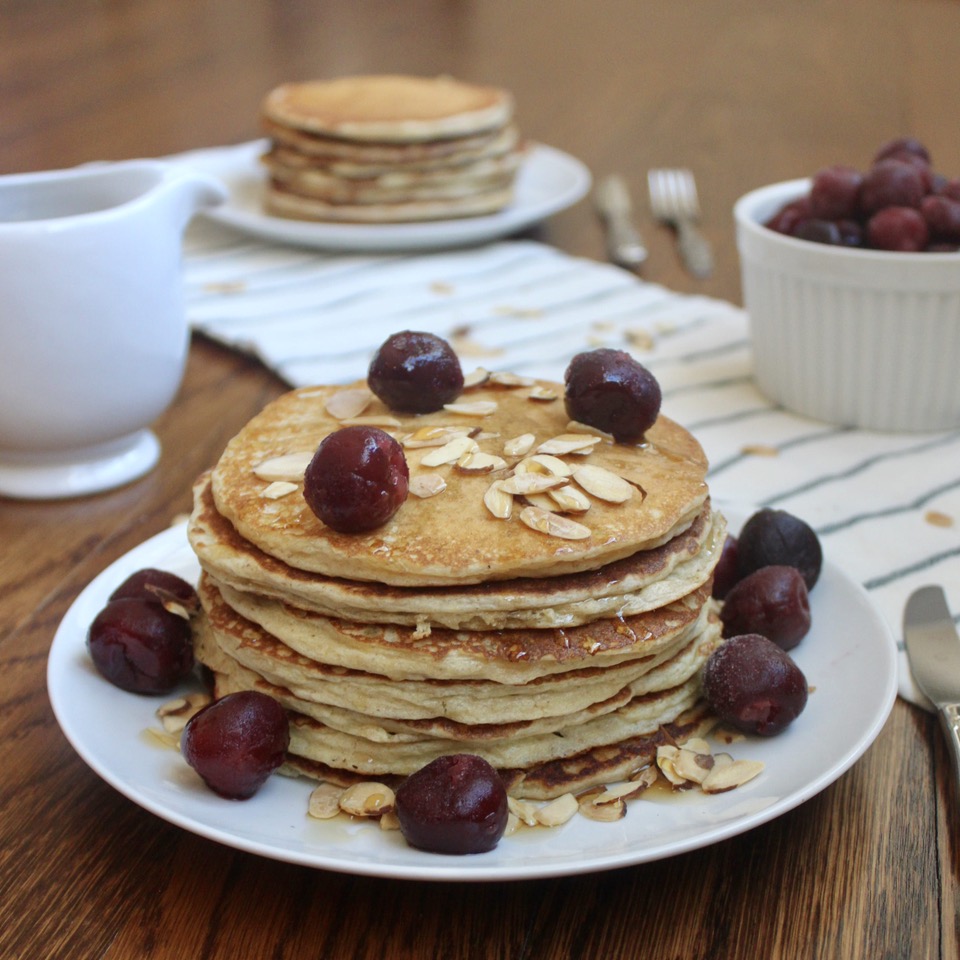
[702,633,808,736]
[109,567,199,612]
[181,691,289,800]
[564,348,661,443]
[395,754,508,855]
[87,596,194,694]
[737,508,822,589]
[720,565,812,651]
[303,426,409,533]
[711,534,740,600]
[368,331,464,413]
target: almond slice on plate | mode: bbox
[253,451,314,482]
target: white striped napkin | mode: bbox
[183,221,960,709]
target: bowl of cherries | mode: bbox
[734,137,960,433]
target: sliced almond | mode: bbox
[655,745,687,787]
[515,454,574,478]
[400,425,472,449]
[519,506,591,540]
[507,796,540,827]
[325,387,373,420]
[442,400,498,417]
[527,386,559,402]
[534,793,579,827]
[340,415,402,428]
[674,748,715,785]
[408,474,447,498]
[500,473,566,495]
[455,451,508,474]
[338,782,396,817]
[573,464,634,503]
[592,781,648,804]
[489,371,535,388]
[578,796,626,822]
[504,811,523,836]
[503,433,536,457]
[261,480,298,500]
[521,492,560,512]
[462,367,491,389]
[483,480,514,519]
[701,759,765,794]
[308,783,344,820]
[253,451,314,482]
[379,810,401,831]
[548,485,591,514]
[420,436,479,467]
[628,766,659,789]
[156,692,211,734]
[565,420,615,441]
[536,434,603,456]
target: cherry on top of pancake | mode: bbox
[210,378,709,587]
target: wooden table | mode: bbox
[3,1,959,956]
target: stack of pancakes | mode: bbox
[259,74,525,223]
[187,376,727,799]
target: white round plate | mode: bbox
[174,139,591,252]
[47,505,897,882]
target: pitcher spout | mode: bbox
[155,164,228,230]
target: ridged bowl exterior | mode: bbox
[735,179,960,432]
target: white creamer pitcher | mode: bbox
[0,160,226,499]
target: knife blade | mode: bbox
[594,175,648,270]
[904,584,960,778]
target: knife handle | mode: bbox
[605,214,648,270]
[938,704,960,783]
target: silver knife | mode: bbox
[904,585,960,778]
[594,175,648,270]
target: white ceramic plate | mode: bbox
[173,139,591,252]
[47,506,897,882]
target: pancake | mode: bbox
[191,352,728,806]
[264,184,516,223]
[209,380,710,586]
[196,575,718,724]
[190,474,725,629]
[262,75,514,143]
[259,75,524,223]
[279,701,713,801]
[261,120,520,169]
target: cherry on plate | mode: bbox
[702,633,808,736]
[719,565,812,651]
[395,754,508,855]
[181,691,289,800]
[737,508,822,590]
[87,596,194,694]
[109,567,199,611]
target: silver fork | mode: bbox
[647,168,713,279]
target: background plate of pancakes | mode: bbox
[174,138,591,252]
[47,506,897,882]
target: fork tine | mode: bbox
[647,167,713,278]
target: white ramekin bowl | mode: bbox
[734,178,960,432]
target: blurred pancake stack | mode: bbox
[187,372,727,800]
[259,74,525,222]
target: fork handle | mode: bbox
[676,219,713,279]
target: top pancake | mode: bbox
[210,378,709,586]
[262,75,514,143]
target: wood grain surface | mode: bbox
[2,1,959,957]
